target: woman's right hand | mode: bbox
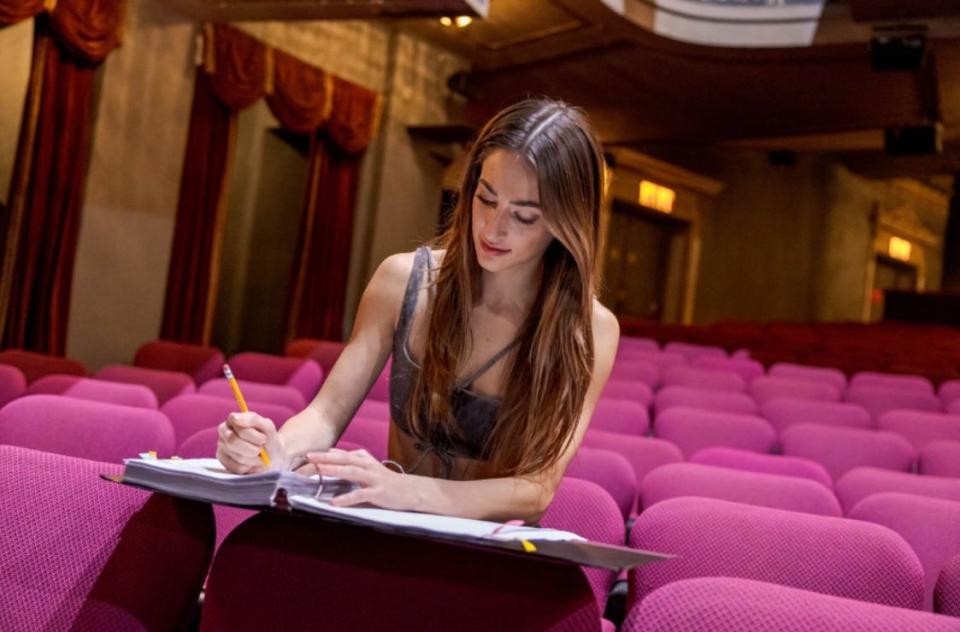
[216,412,286,474]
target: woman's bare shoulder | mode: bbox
[591,299,620,357]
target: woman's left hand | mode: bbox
[307,448,420,511]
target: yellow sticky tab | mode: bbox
[521,540,537,553]
[147,451,157,459]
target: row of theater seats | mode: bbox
[2,336,960,629]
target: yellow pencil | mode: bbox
[223,364,271,467]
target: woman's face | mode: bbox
[471,149,555,274]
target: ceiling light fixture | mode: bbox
[455,16,473,28]
[439,16,453,27]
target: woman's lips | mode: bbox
[480,238,510,256]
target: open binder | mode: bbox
[107,457,673,572]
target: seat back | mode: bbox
[750,376,840,406]
[608,360,659,389]
[0,445,213,630]
[878,410,960,451]
[663,366,746,393]
[654,386,758,417]
[568,446,638,519]
[284,338,345,374]
[590,398,650,435]
[0,395,175,461]
[850,493,960,610]
[623,577,959,632]
[920,441,960,478]
[662,342,726,362]
[936,553,960,617]
[162,394,295,449]
[600,379,653,408]
[691,356,764,383]
[851,371,935,396]
[835,467,960,514]
[759,398,872,434]
[582,430,683,493]
[640,462,841,515]
[201,512,599,631]
[542,478,625,612]
[780,424,916,482]
[654,406,775,459]
[0,349,86,383]
[133,339,224,385]
[338,417,390,461]
[628,496,924,609]
[227,352,323,401]
[199,378,306,411]
[94,365,195,405]
[844,385,941,420]
[28,375,158,409]
[769,362,847,392]
[0,364,26,408]
[690,446,832,488]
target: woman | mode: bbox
[217,98,619,523]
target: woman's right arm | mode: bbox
[217,252,412,473]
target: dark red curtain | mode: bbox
[0,1,123,353]
[286,77,381,341]
[160,24,265,344]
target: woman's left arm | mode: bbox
[310,304,620,523]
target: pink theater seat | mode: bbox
[690,447,832,489]
[590,398,650,435]
[663,366,746,393]
[582,429,683,495]
[568,446,638,519]
[654,407,775,459]
[939,380,960,410]
[845,384,941,420]
[285,338,345,374]
[226,352,323,402]
[600,379,653,408]
[355,398,390,422]
[0,394,174,462]
[133,339,224,386]
[0,446,214,631]
[162,394,295,449]
[850,493,960,610]
[542,478,625,624]
[920,441,960,478]
[628,497,924,609]
[94,364,195,405]
[662,342,726,363]
[654,386,758,417]
[365,361,392,402]
[768,362,847,392]
[937,553,960,617]
[608,360,659,389]
[616,350,687,374]
[338,417,390,461]
[623,577,960,632]
[780,424,916,482]
[851,371,935,396]
[202,512,600,630]
[760,398,872,434]
[27,375,158,409]
[835,467,960,514]
[691,356,764,383]
[0,364,26,408]
[199,378,306,411]
[749,376,840,406]
[640,462,841,516]
[878,410,960,452]
[0,349,86,383]
[617,336,659,354]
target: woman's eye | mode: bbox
[477,196,496,207]
[514,213,537,226]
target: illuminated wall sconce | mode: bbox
[639,180,676,213]
[440,16,473,28]
[888,236,912,261]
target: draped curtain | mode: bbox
[162,23,381,345]
[0,0,124,354]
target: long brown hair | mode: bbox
[407,98,606,477]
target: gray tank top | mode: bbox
[389,247,519,464]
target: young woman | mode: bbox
[217,98,619,523]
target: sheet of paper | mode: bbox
[288,495,585,542]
